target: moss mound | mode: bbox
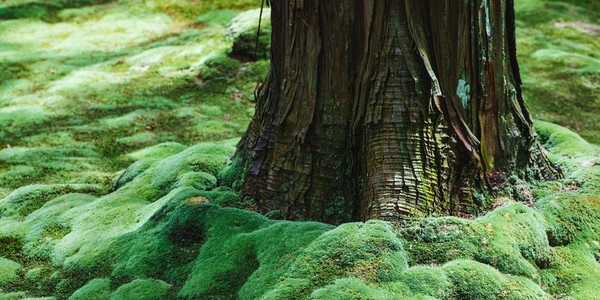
[1,118,597,299]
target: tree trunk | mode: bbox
[234,0,560,223]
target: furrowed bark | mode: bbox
[235,0,560,224]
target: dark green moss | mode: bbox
[40,224,71,240]
[0,236,25,263]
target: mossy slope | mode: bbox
[0,0,268,198]
[514,0,600,143]
[1,112,599,299]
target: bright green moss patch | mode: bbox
[442,260,551,300]
[397,266,451,299]
[397,200,561,278]
[538,194,600,245]
[217,155,248,189]
[0,184,103,218]
[111,158,159,191]
[0,258,20,286]
[108,199,333,300]
[444,260,507,299]
[126,142,187,160]
[68,278,110,300]
[110,279,173,300]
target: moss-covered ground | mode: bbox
[0,0,599,299]
[514,0,600,144]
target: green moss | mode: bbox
[197,54,243,81]
[68,278,110,300]
[197,187,240,207]
[0,292,27,300]
[217,155,249,190]
[112,142,235,203]
[111,158,159,191]
[142,0,255,21]
[174,172,217,191]
[197,9,240,27]
[0,258,20,286]
[227,8,272,61]
[0,2,598,300]
[515,0,600,143]
[537,194,600,246]
[111,200,334,300]
[535,121,599,159]
[477,204,552,275]
[0,184,102,218]
[397,217,485,265]
[0,0,266,198]
[0,236,24,263]
[503,275,552,300]
[0,106,49,135]
[236,221,333,300]
[126,142,187,160]
[261,221,407,300]
[442,260,550,300]
[115,132,159,150]
[398,203,554,278]
[110,189,207,283]
[176,206,270,299]
[0,147,106,190]
[22,193,96,260]
[531,181,562,199]
[398,266,451,299]
[310,278,393,300]
[110,279,173,300]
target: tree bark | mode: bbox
[234,0,560,223]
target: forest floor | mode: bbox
[0,0,599,299]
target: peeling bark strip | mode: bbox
[235,0,560,223]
